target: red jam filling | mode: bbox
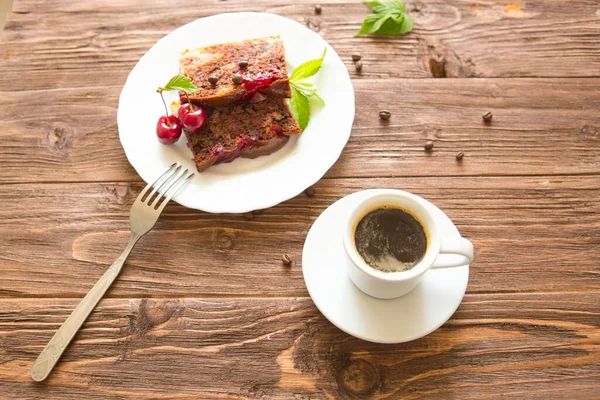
[211,144,224,157]
[240,71,278,101]
[211,134,257,164]
[269,124,284,137]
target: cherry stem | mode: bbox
[159,90,169,118]
[157,91,172,127]
[185,93,194,112]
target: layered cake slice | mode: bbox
[179,36,291,107]
[173,97,301,172]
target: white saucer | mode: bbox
[117,12,354,213]
[302,190,469,344]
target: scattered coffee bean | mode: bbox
[424,141,434,151]
[232,74,243,84]
[243,212,254,220]
[456,151,464,161]
[282,254,293,266]
[355,60,363,72]
[379,110,391,120]
[352,53,361,62]
[482,111,493,122]
[314,4,322,14]
[304,186,316,197]
[208,76,219,84]
[238,59,248,68]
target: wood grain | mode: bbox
[0,294,598,399]
[0,78,598,184]
[2,0,600,397]
[2,0,600,92]
[1,176,598,298]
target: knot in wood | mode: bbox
[412,1,425,12]
[429,53,447,78]
[130,299,180,335]
[112,183,133,205]
[423,40,475,78]
[214,229,236,250]
[45,123,74,152]
[579,125,599,140]
[339,359,380,396]
[305,18,321,32]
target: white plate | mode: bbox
[302,190,469,344]
[118,12,355,213]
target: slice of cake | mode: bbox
[172,97,301,172]
[179,36,291,107]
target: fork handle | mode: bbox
[30,233,141,382]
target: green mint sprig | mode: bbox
[156,74,200,116]
[355,0,413,36]
[159,74,200,94]
[288,48,326,131]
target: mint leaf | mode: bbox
[289,86,311,131]
[377,13,412,35]
[291,81,317,97]
[355,13,391,36]
[292,81,326,109]
[311,92,326,107]
[292,82,325,106]
[289,48,327,82]
[355,1,413,36]
[160,74,199,94]
[288,49,326,130]
[364,0,406,15]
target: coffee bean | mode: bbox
[282,254,293,266]
[238,59,248,68]
[314,4,322,14]
[482,111,493,122]
[281,254,294,266]
[355,60,363,72]
[232,74,243,84]
[243,212,254,220]
[208,76,219,84]
[304,186,316,197]
[424,141,434,151]
[379,110,391,120]
[456,151,464,161]
[352,53,361,62]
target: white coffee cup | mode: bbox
[342,190,474,299]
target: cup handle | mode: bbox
[431,236,474,269]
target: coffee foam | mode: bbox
[353,216,419,272]
[352,204,429,273]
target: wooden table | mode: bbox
[1,0,599,398]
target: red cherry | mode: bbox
[177,103,207,132]
[156,115,182,144]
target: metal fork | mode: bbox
[30,163,194,382]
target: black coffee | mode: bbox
[354,207,427,272]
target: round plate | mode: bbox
[117,12,355,213]
[302,190,470,344]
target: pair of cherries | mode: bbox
[156,102,206,144]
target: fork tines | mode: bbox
[139,163,194,210]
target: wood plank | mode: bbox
[2,0,600,91]
[1,175,598,298]
[0,293,598,398]
[0,78,598,184]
